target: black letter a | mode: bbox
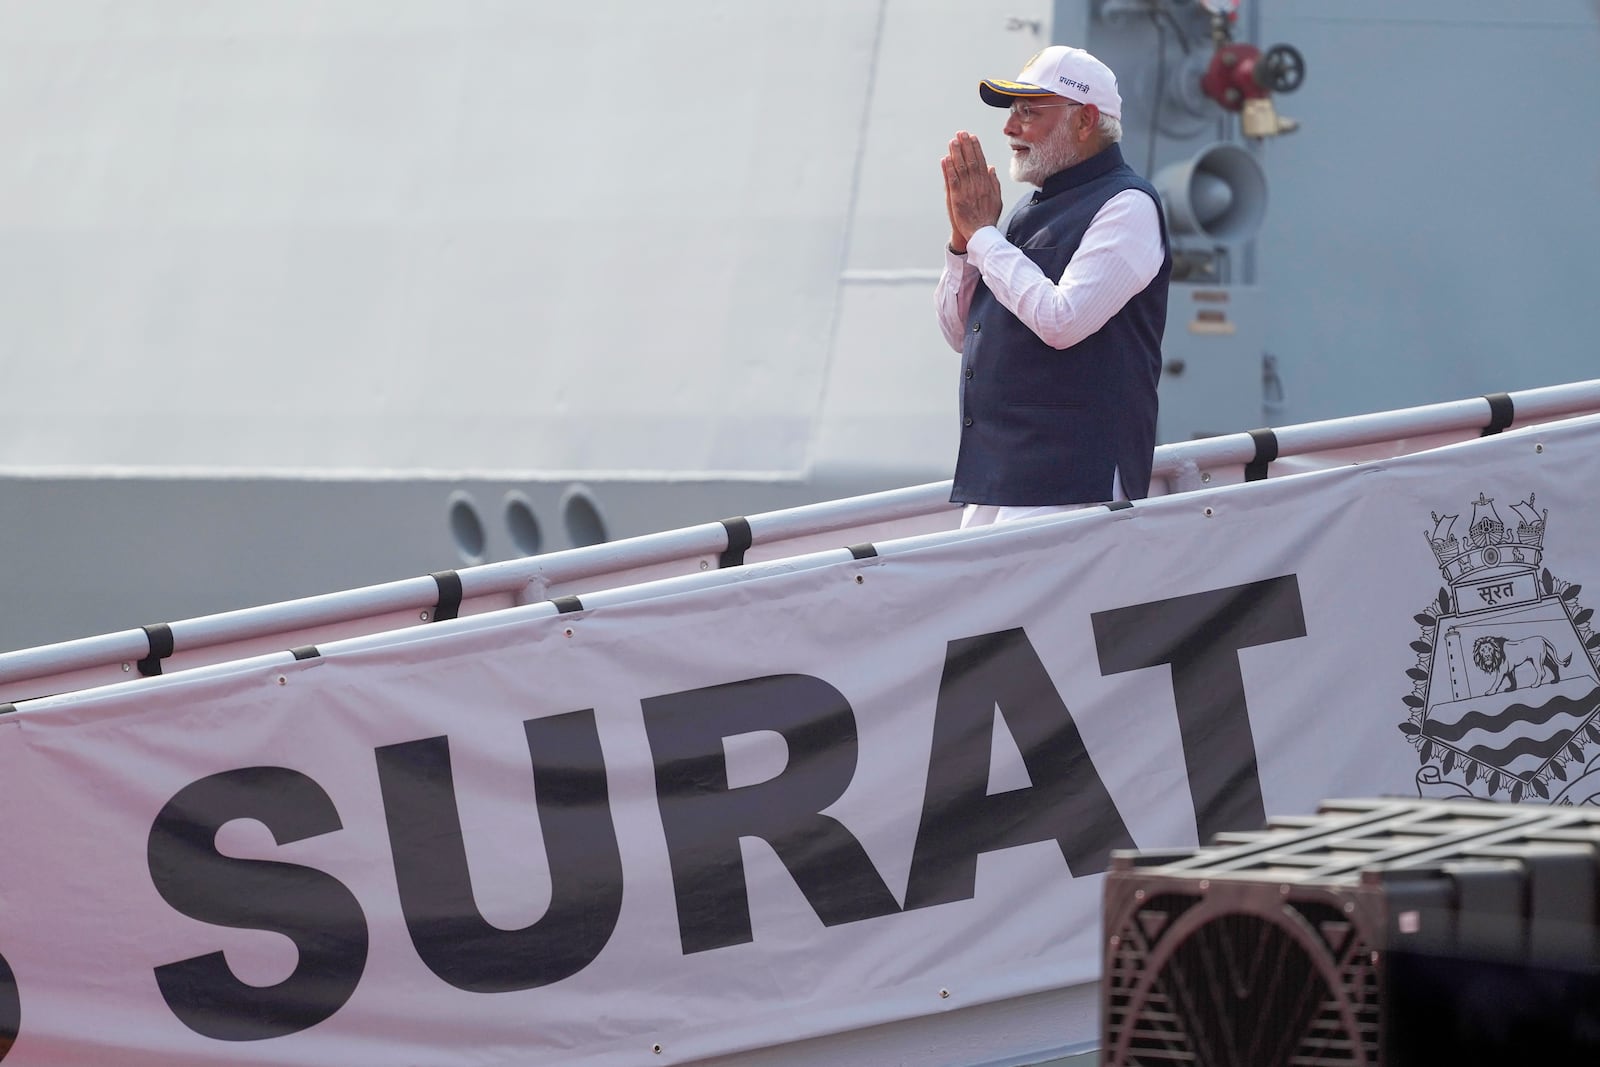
[905,629,1133,910]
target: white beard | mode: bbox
[1009,126,1082,186]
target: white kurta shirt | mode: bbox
[935,187,1165,352]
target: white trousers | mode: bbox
[960,469,1128,529]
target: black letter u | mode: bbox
[375,709,622,992]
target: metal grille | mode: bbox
[1104,891,1381,1066]
[1102,797,1600,1066]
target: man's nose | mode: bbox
[1002,110,1022,136]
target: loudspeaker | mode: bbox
[1154,143,1268,242]
[1101,797,1600,1066]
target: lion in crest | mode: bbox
[1473,634,1573,695]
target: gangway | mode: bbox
[3,379,1598,704]
[3,392,1599,1066]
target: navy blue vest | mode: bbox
[951,143,1171,505]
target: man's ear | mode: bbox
[1076,103,1099,141]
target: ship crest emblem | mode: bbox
[1400,492,1600,804]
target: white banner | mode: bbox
[1,416,1598,1065]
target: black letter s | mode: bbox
[147,767,368,1041]
[0,950,17,1061]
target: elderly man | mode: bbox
[936,45,1171,527]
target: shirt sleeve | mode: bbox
[964,189,1164,351]
[934,246,981,353]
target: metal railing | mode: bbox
[4,379,1597,704]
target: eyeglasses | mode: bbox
[1008,100,1083,125]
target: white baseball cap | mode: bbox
[979,45,1122,119]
